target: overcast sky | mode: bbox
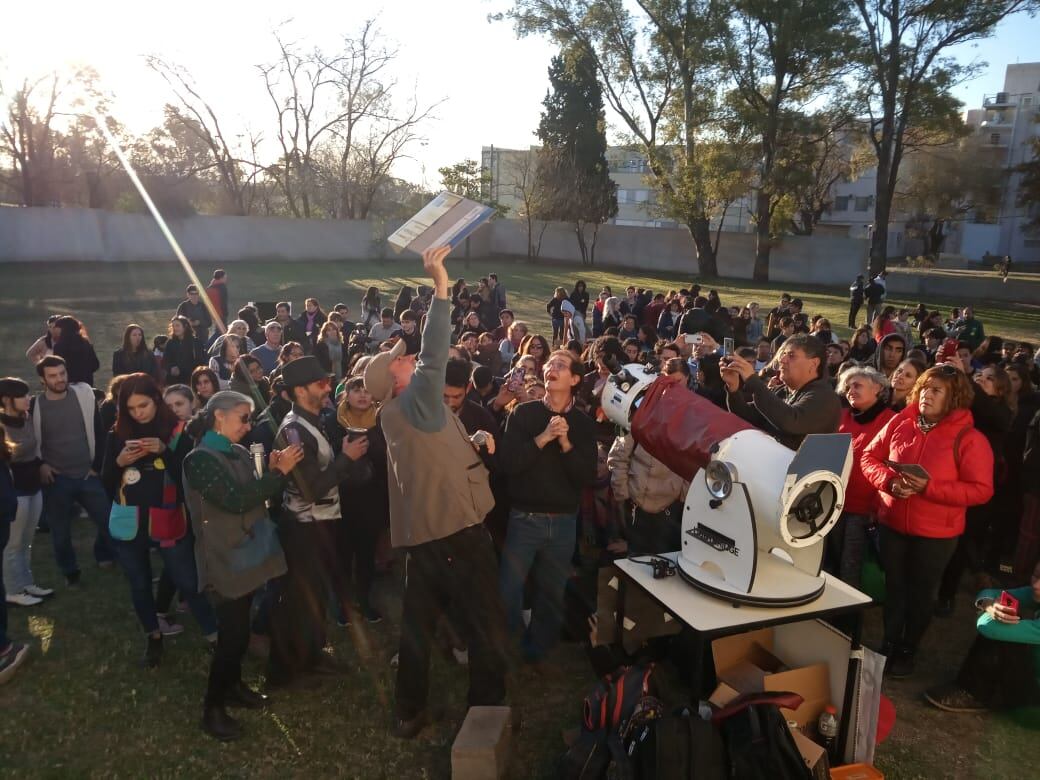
[3,1,1039,189]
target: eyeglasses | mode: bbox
[237,413,252,424]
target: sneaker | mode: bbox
[924,683,987,713]
[0,642,30,685]
[24,584,54,598]
[522,608,532,628]
[157,614,184,637]
[5,592,43,607]
[362,605,383,624]
[886,650,915,679]
[392,710,429,740]
[452,647,469,666]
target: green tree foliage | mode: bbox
[1016,134,1040,234]
[534,47,617,265]
[723,0,858,280]
[506,0,728,276]
[437,158,509,217]
[852,0,1039,274]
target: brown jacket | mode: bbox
[608,433,689,514]
[378,297,494,548]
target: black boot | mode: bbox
[201,703,241,742]
[225,682,269,710]
[140,634,163,669]
[887,646,916,679]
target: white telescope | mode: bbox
[602,365,852,607]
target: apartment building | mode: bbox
[960,63,1040,263]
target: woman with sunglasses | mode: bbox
[183,391,303,741]
[100,373,218,668]
[861,364,995,679]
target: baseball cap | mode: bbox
[363,338,408,402]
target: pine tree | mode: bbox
[534,47,617,265]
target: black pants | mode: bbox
[626,501,683,556]
[206,592,252,707]
[938,505,992,602]
[957,634,1040,709]
[848,300,862,328]
[396,524,507,720]
[268,517,348,681]
[879,526,958,652]
[338,507,382,610]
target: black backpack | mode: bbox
[560,665,657,780]
[712,692,813,780]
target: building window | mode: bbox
[854,196,873,212]
[634,190,649,203]
[1023,96,1033,106]
[617,189,629,204]
[833,195,850,211]
[990,132,1001,145]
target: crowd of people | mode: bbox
[2,257,1039,749]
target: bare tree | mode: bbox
[505,151,547,259]
[146,56,262,215]
[261,20,438,220]
[0,72,63,206]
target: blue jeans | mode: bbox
[42,474,115,576]
[111,519,216,636]
[0,518,10,648]
[499,510,576,662]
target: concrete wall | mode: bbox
[3,208,1035,305]
[486,218,867,285]
[0,207,392,263]
[1,207,866,285]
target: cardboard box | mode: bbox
[789,725,830,780]
[711,628,833,729]
[451,706,511,780]
[596,568,680,653]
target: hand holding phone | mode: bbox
[999,590,1020,613]
[506,366,526,393]
[284,427,302,448]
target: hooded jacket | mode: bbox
[608,433,689,514]
[873,332,908,377]
[838,402,896,515]
[861,406,994,538]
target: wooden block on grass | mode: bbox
[451,706,512,780]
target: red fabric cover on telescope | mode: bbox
[630,376,754,482]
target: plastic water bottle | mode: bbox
[817,705,839,762]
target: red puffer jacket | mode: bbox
[861,407,994,538]
[839,404,896,515]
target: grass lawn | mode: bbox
[1,257,1038,386]
[1,257,1038,778]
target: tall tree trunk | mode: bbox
[574,221,589,265]
[753,191,772,282]
[869,173,891,276]
[688,216,717,278]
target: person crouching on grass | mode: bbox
[183,391,304,741]
[499,349,597,670]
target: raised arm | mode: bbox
[398,246,451,433]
